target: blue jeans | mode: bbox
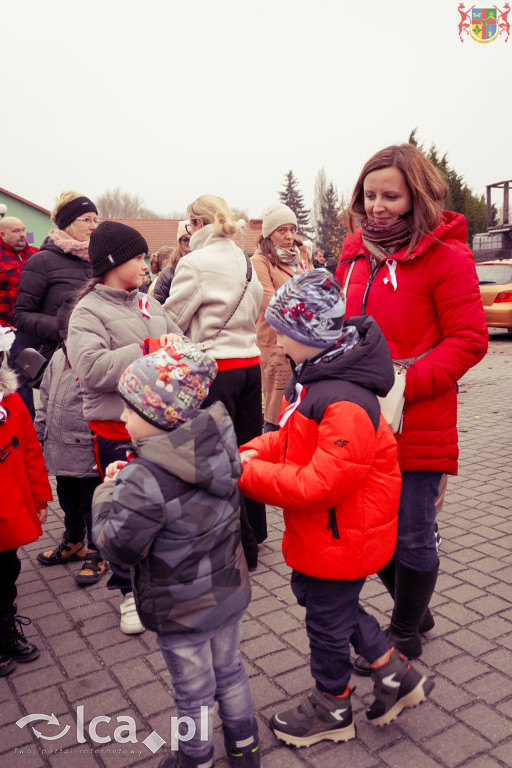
[157,616,255,760]
[394,471,442,571]
[291,571,389,694]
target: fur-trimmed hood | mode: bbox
[0,364,18,397]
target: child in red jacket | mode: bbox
[0,327,52,676]
[239,270,434,746]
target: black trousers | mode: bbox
[202,364,267,547]
[0,549,21,616]
[56,475,102,548]
[92,433,135,594]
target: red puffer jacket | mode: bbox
[239,316,401,580]
[0,368,52,551]
[336,211,488,475]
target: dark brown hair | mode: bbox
[347,144,448,253]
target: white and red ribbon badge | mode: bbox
[383,259,398,290]
[139,295,152,318]
[279,383,305,428]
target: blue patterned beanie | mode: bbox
[265,269,346,348]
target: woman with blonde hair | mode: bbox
[163,195,265,567]
[252,203,313,432]
[153,221,191,304]
[335,143,488,666]
[14,191,99,360]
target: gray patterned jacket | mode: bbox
[92,400,251,635]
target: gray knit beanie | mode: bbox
[89,221,148,277]
[265,269,346,348]
[262,203,297,239]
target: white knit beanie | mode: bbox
[177,220,190,242]
[262,203,297,239]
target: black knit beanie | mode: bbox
[89,221,148,277]
[54,196,97,230]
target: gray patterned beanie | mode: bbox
[265,269,346,348]
[118,341,218,431]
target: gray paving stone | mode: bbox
[456,702,512,743]
[465,671,512,704]
[444,628,496,655]
[427,723,492,767]
[435,656,490,685]
[379,740,442,768]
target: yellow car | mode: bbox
[476,260,512,333]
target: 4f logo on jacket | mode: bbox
[334,439,349,448]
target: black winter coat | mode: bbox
[152,264,175,305]
[13,236,92,357]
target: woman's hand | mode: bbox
[104,460,127,482]
[240,449,259,465]
[160,333,182,347]
[38,506,48,524]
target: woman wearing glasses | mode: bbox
[163,196,266,569]
[152,221,192,304]
[13,191,99,361]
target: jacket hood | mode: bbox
[0,364,18,397]
[295,315,395,397]
[189,224,234,252]
[135,400,241,498]
[342,210,468,264]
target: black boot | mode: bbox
[387,562,439,660]
[223,720,260,766]
[0,652,16,677]
[377,558,435,634]
[353,560,438,676]
[0,615,40,663]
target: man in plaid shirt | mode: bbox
[1,217,38,416]
[0,217,38,329]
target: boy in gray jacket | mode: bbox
[92,341,259,768]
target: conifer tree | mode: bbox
[279,170,314,238]
[408,130,493,244]
[315,178,346,257]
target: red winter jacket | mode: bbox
[336,211,488,475]
[239,316,401,581]
[0,367,52,551]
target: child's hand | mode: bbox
[240,449,259,465]
[104,461,127,482]
[160,333,182,347]
[38,506,48,524]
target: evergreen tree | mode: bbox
[316,182,346,257]
[279,170,314,238]
[408,130,493,244]
[312,168,328,239]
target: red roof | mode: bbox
[111,218,263,255]
[0,187,51,215]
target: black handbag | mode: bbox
[14,348,49,389]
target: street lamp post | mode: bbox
[238,218,246,254]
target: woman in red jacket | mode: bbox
[336,144,488,665]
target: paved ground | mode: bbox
[2,330,512,768]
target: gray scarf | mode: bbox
[275,244,301,272]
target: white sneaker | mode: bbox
[119,594,145,634]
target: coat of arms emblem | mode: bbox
[458,3,510,41]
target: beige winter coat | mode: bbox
[251,252,313,425]
[164,227,263,360]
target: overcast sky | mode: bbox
[3,0,511,220]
